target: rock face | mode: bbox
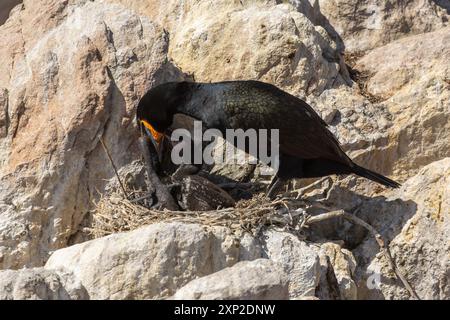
[315,242,357,300]
[107,0,350,96]
[44,222,325,299]
[0,0,186,269]
[353,27,450,180]
[45,222,258,299]
[302,29,450,189]
[315,0,450,52]
[0,0,449,300]
[0,267,88,300]
[353,158,450,300]
[262,230,321,298]
[171,259,289,300]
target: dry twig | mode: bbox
[305,209,420,300]
[99,136,129,199]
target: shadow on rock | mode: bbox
[305,182,417,250]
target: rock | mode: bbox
[312,86,395,182]
[308,27,450,185]
[169,2,348,96]
[316,0,449,52]
[301,159,450,299]
[108,0,349,94]
[171,259,289,300]
[352,158,450,299]
[315,242,357,300]
[353,27,450,181]
[0,0,186,269]
[45,222,259,299]
[262,230,321,298]
[0,267,88,300]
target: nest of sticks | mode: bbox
[88,187,310,239]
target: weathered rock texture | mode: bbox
[353,27,450,180]
[107,0,350,95]
[45,222,260,299]
[0,267,88,300]
[314,0,450,52]
[315,242,357,300]
[262,230,321,298]
[44,222,327,299]
[171,259,289,300]
[353,158,450,300]
[0,0,186,269]
[4,158,450,300]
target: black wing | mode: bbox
[222,81,353,166]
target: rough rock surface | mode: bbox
[44,222,325,299]
[171,259,289,300]
[45,222,260,299]
[4,159,450,299]
[0,267,88,300]
[0,0,448,300]
[315,0,450,52]
[262,230,321,298]
[352,27,450,180]
[0,0,186,269]
[353,158,450,300]
[107,0,350,95]
[307,26,450,184]
[315,242,357,300]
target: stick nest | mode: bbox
[87,187,303,239]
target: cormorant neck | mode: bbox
[171,82,224,131]
[173,83,206,123]
[175,102,204,122]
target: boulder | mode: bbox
[315,242,357,300]
[171,259,289,300]
[353,27,450,180]
[0,267,88,300]
[262,230,321,298]
[310,27,450,185]
[45,222,260,299]
[107,0,349,95]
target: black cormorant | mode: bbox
[136,80,400,198]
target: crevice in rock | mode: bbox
[316,255,342,300]
[0,89,10,138]
[344,51,386,103]
[11,99,25,139]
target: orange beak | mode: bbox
[140,119,164,145]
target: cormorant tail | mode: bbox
[352,164,401,188]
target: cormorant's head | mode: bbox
[136,81,189,151]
